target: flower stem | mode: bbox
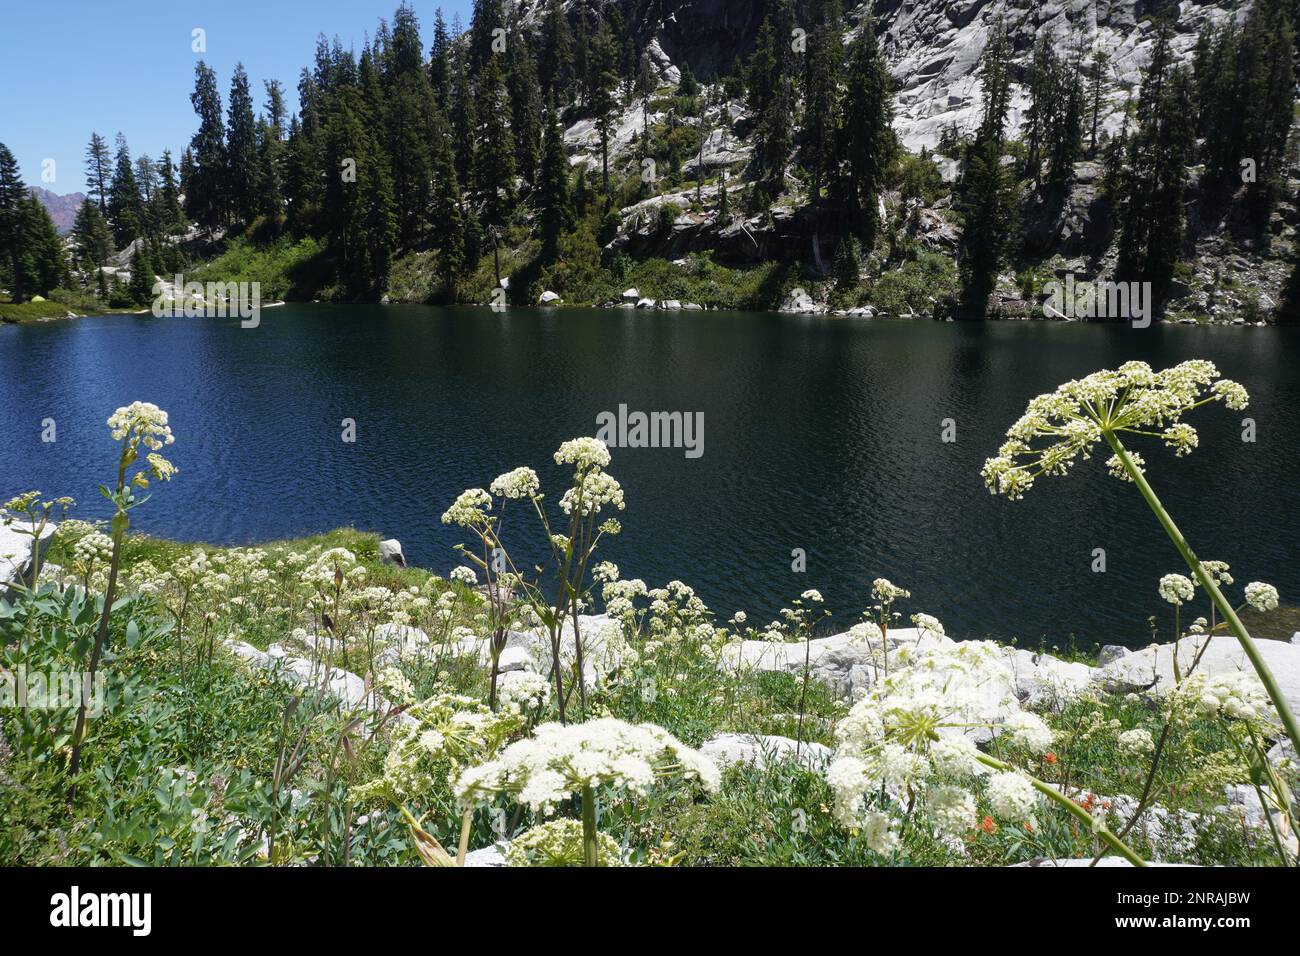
[582,784,599,867]
[977,753,1146,866]
[1106,434,1300,762]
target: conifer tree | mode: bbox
[226,63,259,224]
[1117,24,1195,314]
[505,28,543,188]
[384,5,437,249]
[430,8,453,109]
[107,133,143,247]
[956,24,1018,318]
[430,110,466,299]
[0,143,28,296]
[127,244,155,306]
[839,18,895,245]
[476,53,517,227]
[801,0,843,203]
[72,197,114,270]
[539,0,573,104]
[188,61,227,228]
[538,95,571,260]
[589,17,620,199]
[85,132,113,216]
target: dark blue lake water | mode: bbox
[2,305,1296,647]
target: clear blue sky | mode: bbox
[0,0,473,192]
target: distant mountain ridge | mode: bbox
[31,186,86,235]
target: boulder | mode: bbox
[700,733,831,771]
[999,647,1095,707]
[1094,636,1300,717]
[538,290,561,305]
[0,518,56,590]
[621,287,640,302]
[1097,645,1130,667]
[378,539,405,568]
[636,297,657,309]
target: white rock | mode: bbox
[621,287,640,302]
[999,647,1095,707]
[0,518,55,589]
[1095,636,1300,716]
[636,297,657,309]
[538,290,561,305]
[377,539,405,568]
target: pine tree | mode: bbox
[430,109,465,299]
[430,8,453,109]
[475,53,517,227]
[956,24,1018,318]
[539,0,573,104]
[188,61,227,228]
[127,244,155,306]
[85,133,112,216]
[24,192,68,295]
[383,6,437,249]
[589,17,620,199]
[256,82,287,229]
[538,96,571,260]
[746,13,794,200]
[0,143,28,297]
[226,63,260,224]
[833,235,861,292]
[448,46,478,201]
[1087,47,1111,151]
[839,19,896,245]
[801,0,843,203]
[1117,24,1195,314]
[154,150,184,233]
[107,133,143,247]
[506,30,543,189]
[323,85,396,295]
[72,197,114,270]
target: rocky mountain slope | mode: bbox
[31,186,86,235]
[506,0,1291,320]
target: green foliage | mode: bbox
[189,235,326,302]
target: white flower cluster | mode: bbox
[490,467,541,500]
[1244,581,1279,612]
[1172,671,1275,724]
[982,361,1249,499]
[449,565,477,587]
[503,818,623,867]
[455,717,720,815]
[107,401,175,449]
[496,670,550,715]
[441,488,492,527]
[553,437,611,470]
[825,641,1052,849]
[357,694,523,803]
[1158,573,1195,606]
[1117,728,1155,756]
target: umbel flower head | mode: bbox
[454,717,720,814]
[107,401,178,488]
[982,361,1248,499]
